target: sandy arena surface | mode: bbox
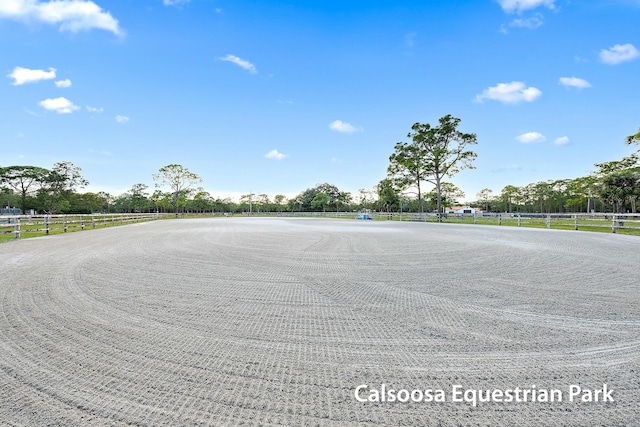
[0,218,639,426]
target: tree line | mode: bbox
[1,121,638,215]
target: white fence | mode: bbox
[0,213,164,240]
[2,211,639,241]
[240,211,640,233]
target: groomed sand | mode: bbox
[1,218,638,426]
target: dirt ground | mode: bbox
[1,218,638,426]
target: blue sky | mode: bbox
[1,0,639,202]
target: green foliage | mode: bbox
[626,128,640,145]
[153,164,203,213]
[0,165,50,212]
[311,192,330,212]
[388,114,477,216]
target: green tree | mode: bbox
[377,179,399,212]
[311,192,330,212]
[0,165,50,212]
[626,127,640,145]
[129,183,150,212]
[274,194,287,212]
[499,185,520,213]
[41,161,88,213]
[476,188,493,212]
[600,170,640,213]
[428,182,465,210]
[388,115,477,219]
[153,164,203,214]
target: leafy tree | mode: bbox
[257,194,270,212]
[499,185,520,213]
[428,182,465,210]
[240,193,255,213]
[129,183,150,212]
[41,161,88,213]
[97,191,114,213]
[336,191,352,212]
[153,164,203,213]
[188,188,214,213]
[0,165,49,212]
[476,188,493,212]
[600,170,640,213]
[274,194,287,212]
[626,127,640,145]
[377,179,399,212]
[311,192,330,212]
[388,115,477,219]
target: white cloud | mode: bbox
[55,78,72,88]
[491,164,523,173]
[329,120,361,133]
[474,81,542,104]
[39,97,79,113]
[498,0,556,14]
[86,105,103,113]
[0,0,122,35]
[219,54,257,73]
[509,16,543,29]
[265,149,287,160]
[163,0,189,5]
[115,115,130,123]
[8,66,56,85]
[599,43,639,65]
[516,132,546,143]
[559,76,591,89]
[404,31,417,47]
[554,136,570,145]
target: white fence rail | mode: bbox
[0,213,164,240]
[2,211,639,241]
[240,211,640,233]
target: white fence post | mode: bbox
[14,218,20,240]
[612,214,617,234]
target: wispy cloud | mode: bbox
[163,0,190,6]
[491,164,523,173]
[55,78,72,88]
[554,136,570,145]
[404,31,417,47]
[39,97,79,113]
[474,81,542,104]
[219,54,257,74]
[508,15,543,29]
[329,120,361,133]
[265,149,287,160]
[8,66,56,85]
[0,0,123,35]
[516,132,546,143]
[115,115,130,123]
[559,76,591,89]
[497,0,556,14]
[86,105,104,113]
[600,43,639,65]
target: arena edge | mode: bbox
[354,384,614,406]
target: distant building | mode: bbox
[445,206,478,214]
[0,207,22,215]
